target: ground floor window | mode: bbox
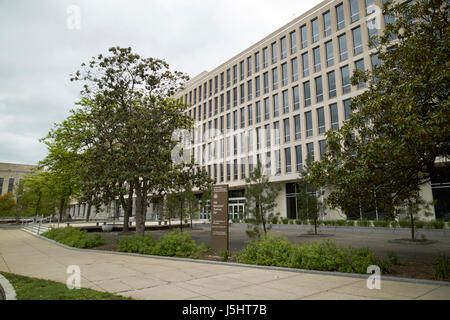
[431,165,450,220]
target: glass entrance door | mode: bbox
[228,197,246,220]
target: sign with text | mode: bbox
[211,185,229,253]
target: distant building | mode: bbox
[0,162,35,197]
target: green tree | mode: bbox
[244,163,280,238]
[308,0,449,239]
[0,193,16,217]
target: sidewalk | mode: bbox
[0,229,448,300]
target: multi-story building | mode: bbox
[0,162,35,197]
[175,0,449,221]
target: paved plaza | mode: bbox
[0,228,449,300]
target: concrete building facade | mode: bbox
[174,0,449,221]
[0,162,35,197]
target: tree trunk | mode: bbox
[34,193,41,222]
[86,204,91,222]
[180,199,183,232]
[410,210,415,241]
[58,198,65,222]
[135,186,147,237]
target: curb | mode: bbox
[0,274,17,300]
[24,230,450,288]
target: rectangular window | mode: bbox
[306,142,315,161]
[220,94,224,112]
[274,121,280,145]
[226,69,231,87]
[275,149,281,174]
[291,57,298,82]
[256,127,262,150]
[255,51,260,72]
[330,103,339,131]
[233,110,238,130]
[273,94,279,117]
[240,132,245,154]
[265,124,271,147]
[325,40,334,67]
[344,98,352,120]
[338,33,348,61]
[315,76,323,103]
[226,90,231,109]
[281,63,288,86]
[7,178,14,193]
[263,47,269,68]
[240,84,245,104]
[323,11,331,37]
[313,46,321,72]
[311,18,319,43]
[264,98,270,120]
[293,85,300,110]
[209,79,213,96]
[282,90,289,113]
[266,151,271,176]
[319,140,327,159]
[365,0,375,15]
[284,118,290,142]
[300,25,308,49]
[352,26,363,55]
[203,83,207,99]
[249,130,254,152]
[233,65,237,84]
[290,31,297,54]
[305,111,313,137]
[247,56,252,77]
[248,104,253,125]
[341,65,351,94]
[226,136,231,157]
[294,114,301,140]
[355,58,366,89]
[271,42,277,64]
[256,101,261,123]
[220,163,224,182]
[241,158,246,179]
[295,145,303,171]
[285,147,292,173]
[317,107,325,134]
[350,0,360,23]
[280,36,287,59]
[209,100,212,117]
[263,72,269,93]
[214,97,218,115]
[220,72,224,91]
[249,155,254,174]
[247,80,252,101]
[233,87,238,107]
[327,71,337,98]
[272,67,278,90]
[240,61,245,80]
[302,53,309,77]
[215,76,218,94]
[255,76,261,97]
[336,3,345,30]
[303,81,311,107]
[234,159,238,180]
[240,107,245,128]
[367,18,379,47]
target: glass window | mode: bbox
[209,79,213,96]
[266,151,272,176]
[290,31,297,54]
[336,3,345,30]
[226,69,231,87]
[271,42,277,64]
[241,158,246,179]
[220,94,224,112]
[249,130,254,152]
[317,107,325,134]
[234,159,238,180]
[371,53,380,71]
[248,104,253,125]
[311,18,319,43]
[344,98,352,120]
[300,25,308,49]
[338,33,348,61]
[7,178,14,193]
[233,110,238,130]
[263,47,269,68]
[302,52,309,77]
[295,145,303,171]
[234,135,238,156]
[325,40,334,67]
[285,147,292,173]
[240,84,245,104]
[349,0,360,23]
[273,94,279,117]
[256,101,261,123]
[305,111,313,137]
[263,72,269,93]
[284,118,290,142]
[294,114,301,140]
[352,26,363,55]
[247,80,252,101]
[280,37,287,59]
[323,11,331,37]
[272,67,278,90]
[240,132,245,154]
[240,107,245,128]
[264,98,270,120]
[226,90,231,109]
[220,73,224,91]
[274,121,280,145]
[313,46,321,72]
[281,63,288,86]
[291,57,298,82]
[355,58,366,89]
[341,65,351,94]
[293,85,300,110]
[265,124,271,147]
[365,0,375,15]
[256,127,262,150]
[247,56,252,77]
[319,140,327,159]
[240,61,245,80]
[255,52,260,72]
[330,103,339,131]
[255,76,261,97]
[327,71,336,98]
[303,81,311,107]
[233,87,237,106]
[367,18,379,47]
[306,142,315,161]
[315,76,323,103]
[282,90,289,113]
[275,149,281,174]
[233,65,237,84]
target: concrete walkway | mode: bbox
[0,229,449,300]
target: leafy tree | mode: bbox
[244,163,280,238]
[308,0,449,239]
[0,193,16,217]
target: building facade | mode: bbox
[0,162,35,197]
[174,0,449,221]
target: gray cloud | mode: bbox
[0,0,322,165]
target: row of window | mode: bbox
[192,98,353,165]
[199,139,328,182]
[183,0,385,107]
[0,178,15,195]
[188,54,379,124]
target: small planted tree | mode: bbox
[396,192,434,241]
[244,163,280,239]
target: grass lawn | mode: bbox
[0,271,132,300]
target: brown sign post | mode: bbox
[210,185,229,253]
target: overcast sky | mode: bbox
[0,0,322,165]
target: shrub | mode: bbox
[115,234,156,254]
[387,252,401,266]
[231,218,240,223]
[243,218,251,223]
[399,220,411,228]
[415,220,425,229]
[218,250,230,262]
[295,219,302,225]
[336,220,347,226]
[390,220,399,228]
[357,219,371,227]
[236,235,390,274]
[288,219,294,224]
[427,220,445,229]
[281,218,289,224]
[373,220,390,228]
[346,220,355,227]
[270,216,278,224]
[42,227,105,249]
[433,254,450,281]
